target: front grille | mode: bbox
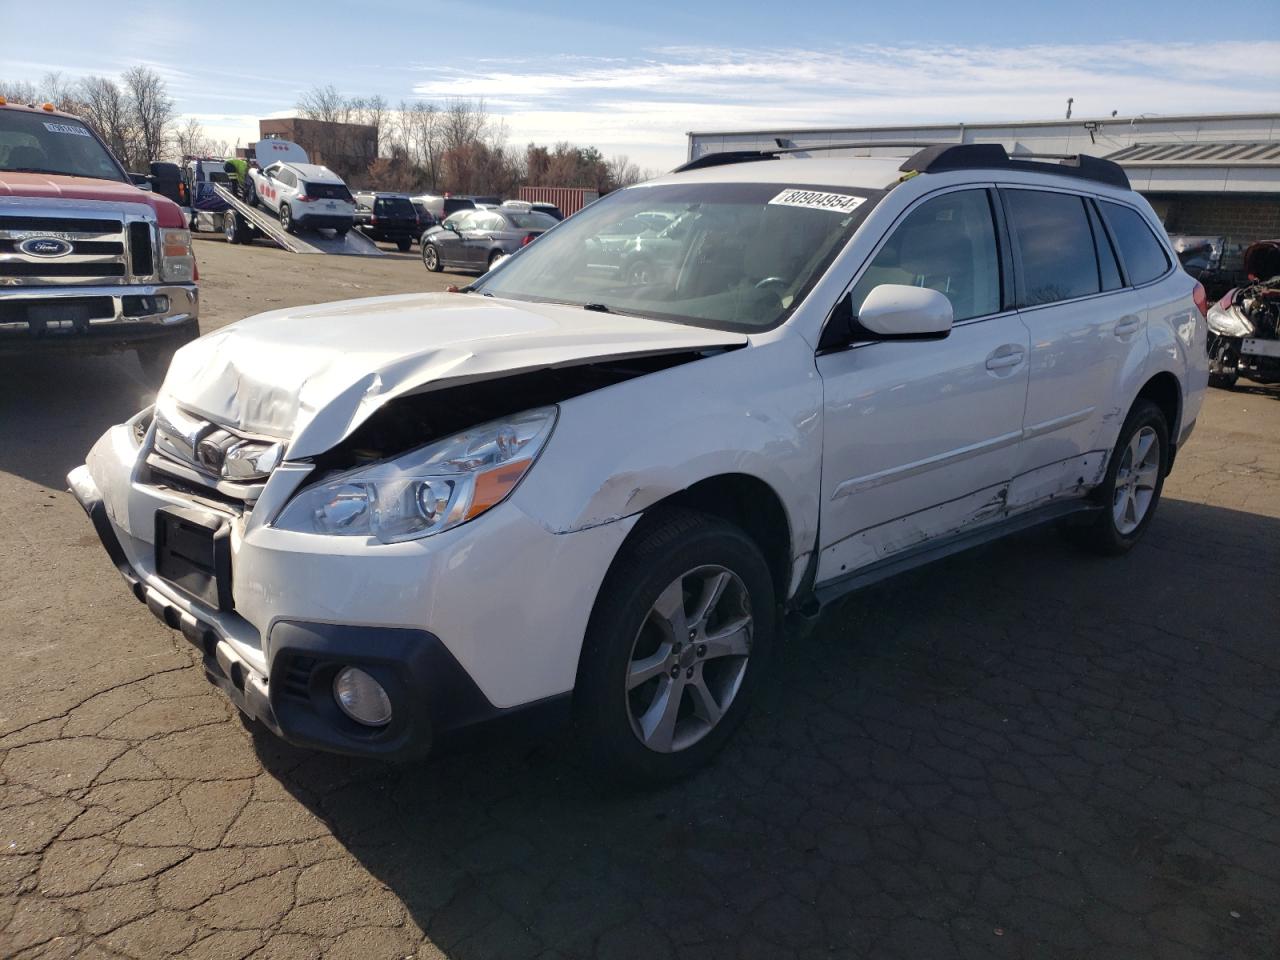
[128,222,154,276]
[0,215,120,233]
[0,209,154,286]
[0,262,126,278]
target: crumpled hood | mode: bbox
[162,292,747,458]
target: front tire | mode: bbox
[422,243,441,272]
[279,203,295,234]
[575,510,775,785]
[1070,400,1169,555]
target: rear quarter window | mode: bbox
[1100,201,1172,286]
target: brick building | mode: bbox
[688,113,1280,276]
[255,117,377,182]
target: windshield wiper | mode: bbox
[583,302,612,313]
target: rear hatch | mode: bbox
[374,196,418,232]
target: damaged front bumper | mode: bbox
[67,419,634,760]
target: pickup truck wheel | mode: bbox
[422,243,441,272]
[279,204,295,234]
[575,509,775,784]
[1068,400,1168,556]
[223,211,245,244]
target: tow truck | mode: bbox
[0,96,198,384]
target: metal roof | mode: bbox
[1105,141,1280,166]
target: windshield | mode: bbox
[473,180,882,331]
[0,110,125,182]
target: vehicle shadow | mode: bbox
[0,352,153,490]
[250,498,1280,959]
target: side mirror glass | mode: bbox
[129,172,153,191]
[857,284,953,339]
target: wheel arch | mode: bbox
[616,473,794,607]
[1134,371,1182,470]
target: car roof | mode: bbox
[0,101,85,122]
[274,162,344,182]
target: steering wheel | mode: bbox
[754,277,788,291]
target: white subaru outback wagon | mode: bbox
[71,143,1209,783]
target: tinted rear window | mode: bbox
[305,181,352,201]
[375,197,416,216]
[1005,189,1100,306]
[1100,201,1171,286]
[507,212,559,230]
[443,198,476,215]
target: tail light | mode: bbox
[295,195,312,203]
[1192,281,1208,318]
[521,233,537,247]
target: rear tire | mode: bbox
[487,250,504,271]
[575,509,775,785]
[1067,399,1169,555]
[396,237,412,252]
[223,211,247,244]
[280,204,295,234]
[422,243,441,272]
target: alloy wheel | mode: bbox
[625,565,752,753]
[1112,425,1160,535]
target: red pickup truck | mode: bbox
[0,97,199,384]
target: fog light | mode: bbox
[333,667,392,726]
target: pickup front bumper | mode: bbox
[0,283,197,355]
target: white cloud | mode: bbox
[412,41,1280,169]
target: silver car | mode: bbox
[421,208,559,274]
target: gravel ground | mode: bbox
[0,237,1277,959]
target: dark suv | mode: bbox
[353,193,421,251]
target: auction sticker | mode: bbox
[43,122,90,137]
[769,188,865,214]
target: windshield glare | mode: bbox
[0,110,125,182]
[473,181,881,330]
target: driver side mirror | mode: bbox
[857,284,953,338]
[819,284,953,351]
[128,172,153,191]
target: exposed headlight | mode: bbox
[274,407,557,543]
[1206,304,1252,338]
[159,228,195,282]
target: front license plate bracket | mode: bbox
[154,506,234,610]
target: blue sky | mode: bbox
[2,0,1278,169]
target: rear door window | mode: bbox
[1004,189,1100,306]
[1099,201,1171,286]
[1086,201,1124,292]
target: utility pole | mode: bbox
[1066,97,1074,120]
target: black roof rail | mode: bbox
[674,141,942,173]
[900,143,1130,189]
[674,150,780,172]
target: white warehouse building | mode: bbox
[687,112,1280,277]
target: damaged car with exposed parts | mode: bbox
[1206,239,1280,389]
[70,143,1207,783]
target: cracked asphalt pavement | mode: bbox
[1,239,1278,958]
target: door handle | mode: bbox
[1114,315,1142,337]
[985,346,1024,371]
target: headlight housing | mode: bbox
[1206,303,1252,338]
[274,407,557,543]
[159,228,195,282]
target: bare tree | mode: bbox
[78,76,133,164]
[0,79,39,104]
[173,116,211,159]
[607,154,644,188]
[296,84,352,125]
[122,66,175,165]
